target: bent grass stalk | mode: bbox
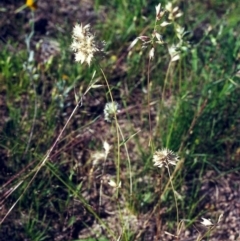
[100,68,133,197]
[0,75,99,224]
[161,98,208,214]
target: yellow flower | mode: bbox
[26,0,37,10]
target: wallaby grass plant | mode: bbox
[1,0,240,240]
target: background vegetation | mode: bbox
[0,0,240,240]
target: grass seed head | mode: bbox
[153,148,179,168]
[104,102,119,122]
[165,2,183,21]
[71,23,104,65]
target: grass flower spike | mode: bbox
[104,102,119,122]
[165,2,183,21]
[71,23,104,65]
[153,148,179,168]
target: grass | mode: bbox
[0,0,240,240]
